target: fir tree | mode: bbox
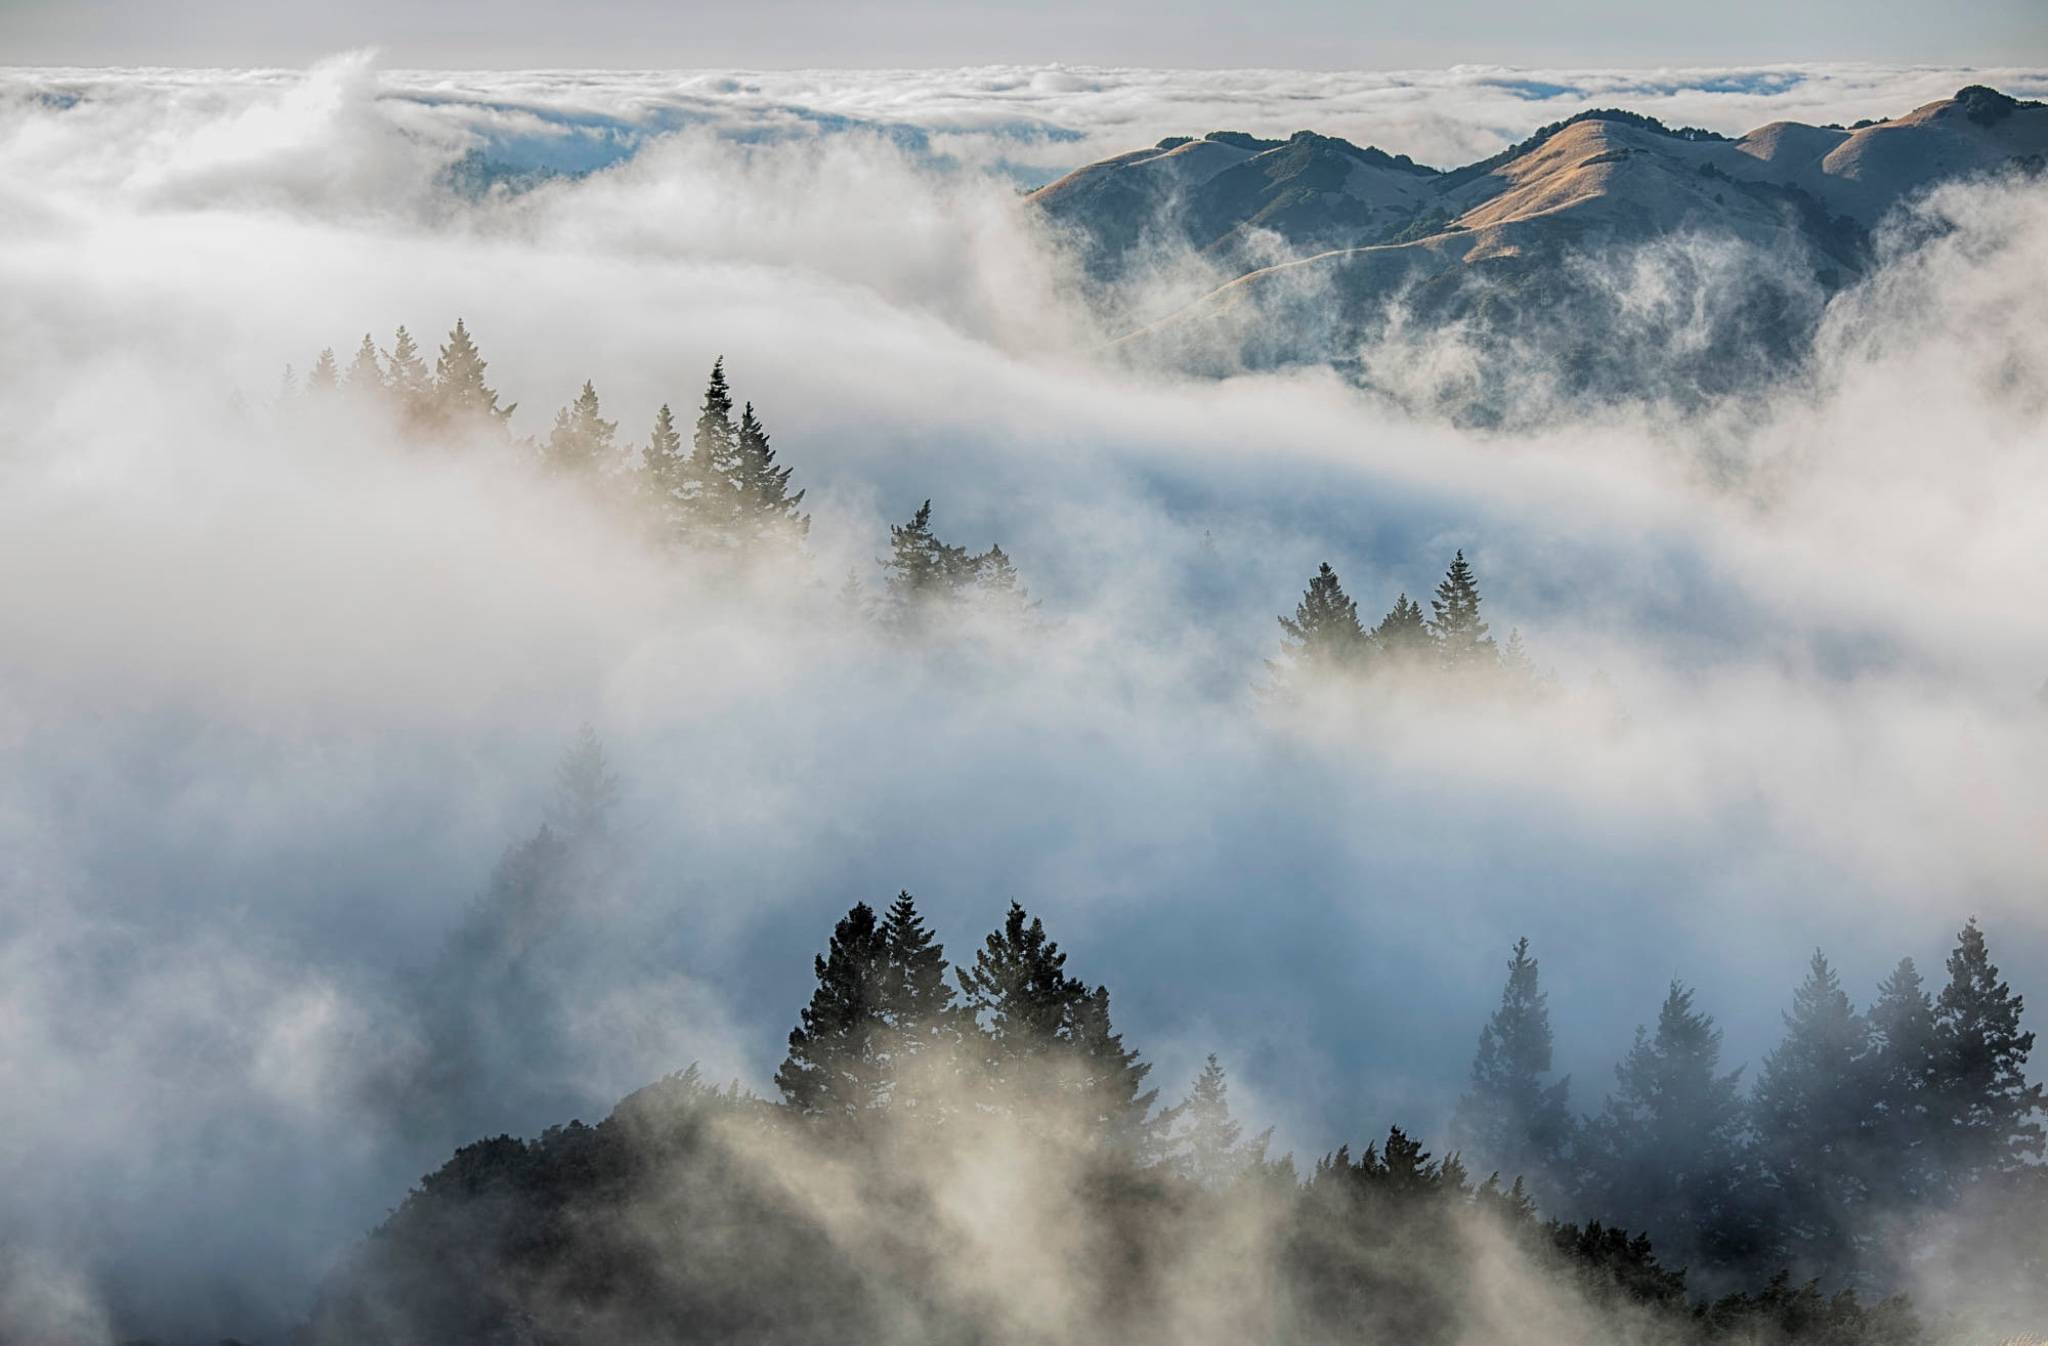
[972,544,1032,614]
[1429,550,1495,671]
[776,902,892,1121]
[386,324,433,417]
[882,500,975,616]
[1450,937,1574,1203]
[1930,920,2046,1189]
[432,318,512,429]
[1864,957,1940,1205]
[1580,982,1750,1271]
[733,401,809,544]
[685,358,742,534]
[877,891,965,1109]
[1272,562,1369,688]
[1065,981,1161,1157]
[307,346,339,394]
[1170,1055,1273,1188]
[542,380,617,476]
[551,724,621,840]
[1748,951,1872,1280]
[344,333,386,395]
[1371,592,1432,667]
[640,403,687,536]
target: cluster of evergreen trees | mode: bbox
[293,323,808,551]
[1450,930,2045,1293]
[1272,552,1534,691]
[300,750,2046,1346]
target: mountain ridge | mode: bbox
[1029,86,2048,405]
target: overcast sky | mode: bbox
[4,0,2045,68]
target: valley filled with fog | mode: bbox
[1,57,2046,1344]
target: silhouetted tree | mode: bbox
[641,402,687,537]
[1429,550,1494,670]
[1930,919,2045,1190]
[1580,982,1749,1273]
[1451,937,1574,1204]
[1273,562,1369,686]
[345,333,386,395]
[1168,1054,1272,1188]
[1864,957,1940,1206]
[777,902,892,1121]
[1371,592,1432,667]
[1749,951,1870,1280]
[685,358,742,533]
[733,400,809,545]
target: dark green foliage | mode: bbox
[1749,952,1870,1281]
[775,901,893,1120]
[1864,958,1939,1205]
[733,400,810,544]
[1371,591,1432,662]
[878,499,1025,628]
[640,401,686,535]
[1428,548,1495,670]
[1579,982,1750,1275]
[1930,919,2046,1187]
[685,357,744,532]
[1451,937,1574,1205]
[1272,561,1369,686]
[1167,1054,1274,1188]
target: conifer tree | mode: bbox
[1749,951,1872,1279]
[733,401,809,544]
[1864,957,1940,1205]
[882,500,975,616]
[542,380,617,476]
[307,346,340,394]
[1371,592,1432,667]
[877,891,965,1109]
[955,903,1159,1154]
[1170,1055,1273,1188]
[1500,628,1536,684]
[1580,982,1749,1270]
[1930,920,2045,1190]
[551,724,621,840]
[1429,550,1495,671]
[639,403,686,534]
[776,902,892,1121]
[432,318,512,429]
[344,333,386,395]
[685,358,742,534]
[1273,563,1369,687]
[386,325,433,417]
[1451,937,1574,1202]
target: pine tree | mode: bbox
[307,346,340,394]
[1450,937,1574,1203]
[344,333,386,396]
[732,401,809,545]
[1580,982,1749,1271]
[685,359,742,535]
[1428,550,1495,671]
[776,902,892,1121]
[542,381,617,476]
[1371,592,1432,667]
[1065,981,1160,1157]
[877,891,965,1110]
[882,500,975,617]
[432,318,512,429]
[1273,563,1369,687]
[1748,951,1872,1280]
[1500,628,1535,685]
[640,403,687,537]
[1930,920,2045,1190]
[1864,957,1940,1206]
[386,325,433,418]
[1170,1055,1273,1188]
[551,724,621,840]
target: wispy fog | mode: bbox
[0,56,2044,1342]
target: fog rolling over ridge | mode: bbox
[0,54,2046,1346]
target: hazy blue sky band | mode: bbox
[5,0,2046,68]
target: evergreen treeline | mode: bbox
[1271,552,1536,692]
[300,789,2043,1346]
[1449,930,2047,1296]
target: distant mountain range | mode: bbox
[1030,86,2047,410]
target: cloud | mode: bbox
[0,55,2045,1341]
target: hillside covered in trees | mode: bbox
[301,775,2046,1346]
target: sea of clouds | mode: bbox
[1,54,2046,1341]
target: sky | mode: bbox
[3,0,2046,68]
[2,50,2048,1345]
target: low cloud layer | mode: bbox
[1,57,2045,1342]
